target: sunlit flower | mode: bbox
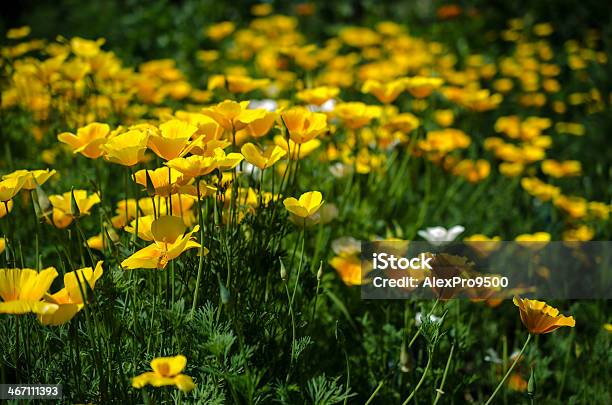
[58,122,110,159]
[2,169,56,190]
[134,167,186,197]
[39,261,104,326]
[101,129,149,166]
[0,267,58,315]
[513,296,575,334]
[132,355,195,392]
[283,191,324,226]
[0,176,27,202]
[121,216,204,270]
[334,102,379,129]
[240,143,286,170]
[148,120,198,160]
[280,107,327,144]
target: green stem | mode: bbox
[485,334,532,405]
[433,344,455,405]
[190,180,205,319]
[364,380,384,405]
[401,350,433,405]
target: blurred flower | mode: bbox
[0,267,58,315]
[6,26,31,39]
[418,226,464,245]
[206,22,235,41]
[132,355,195,392]
[334,102,379,129]
[362,79,405,104]
[48,190,100,228]
[330,254,362,286]
[513,296,575,334]
[297,86,339,106]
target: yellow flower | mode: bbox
[515,232,551,250]
[603,324,612,333]
[58,122,110,159]
[121,216,204,270]
[240,143,286,170]
[134,167,186,197]
[499,162,524,177]
[297,86,340,106]
[562,225,594,241]
[6,26,31,39]
[541,160,581,178]
[273,136,321,160]
[0,238,4,255]
[0,176,27,202]
[0,199,14,218]
[48,190,100,228]
[70,37,105,58]
[513,296,575,334]
[433,109,454,127]
[132,355,195,392]
[101,129,149,166]
[334,102,380,129]
[226,76,270,94]
[148,120,198,160]
[0,268,59,315]
[167,148,243,177]
[201,100,272,137]
[401,76,443,98]
[283,191,324,226]
[237,110,277,138]
[520,178,560,201]
[280,107,328,144]
[554,195,588,219]
[2,169,56,190]
[206,21,235,41]
[39,262,104,326]
[125,215,156,241]
[330,254,362,286]
[361,79,405,104]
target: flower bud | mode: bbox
[280,258,288,281]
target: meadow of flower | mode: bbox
[0,1,611,404]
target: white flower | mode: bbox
[308,98,336,113]
[236,162,260,178]
[248,99,277,112]
[415,312,442,327]
[417,225,465,245]
[329,162,353,178]
[331,236,361,256]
